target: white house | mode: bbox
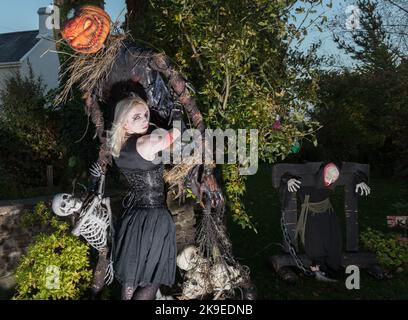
[0,7,60,93]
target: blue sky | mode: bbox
[0,0,126,33]
[0,0,352,68]
[290,0,355,68]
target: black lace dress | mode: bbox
[112,133,176,288]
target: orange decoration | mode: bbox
[61,5,110,54]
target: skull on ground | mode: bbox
[177,245,201,271]
[182,268,212,299]
[210,263,242,291]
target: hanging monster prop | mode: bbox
[275,161,371,282]
[56,5,254,299]
[58,5,222,205]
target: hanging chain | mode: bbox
[280,211,314,276]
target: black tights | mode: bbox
[121,283,160,300]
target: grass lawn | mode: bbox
[227,162,408,299]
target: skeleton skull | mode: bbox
[52,193,82,216]
[210,263,242,291]
[177,245,201,271]
[182,269,212,299]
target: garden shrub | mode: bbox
[13,202,93,300]
[361,227,408,270]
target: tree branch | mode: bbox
[222,65,230,110]
[385,0,408,15]
[181,21,204,72]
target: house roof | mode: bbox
[0,30,40,64]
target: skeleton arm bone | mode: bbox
[288,178,302,192]
[353,170,370,196]
[355,182,370,196]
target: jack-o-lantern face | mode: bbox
[61,5,110,54]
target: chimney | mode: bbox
[37,7,54,39]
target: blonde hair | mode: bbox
[107,96,149,158]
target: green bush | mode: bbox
[0,69,64,190]
[361,227,408,270]
[13,202,93,300]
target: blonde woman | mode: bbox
[108,96,181,300]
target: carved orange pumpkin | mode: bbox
[61,5,110,54]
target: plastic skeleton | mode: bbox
[51,162,114,286]
[71,163,111,251]
[52,193,82,217]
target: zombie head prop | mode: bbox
[323,162,340,187]
[311,161,343,189]
[61,5,110,54]
[52,193,82,216]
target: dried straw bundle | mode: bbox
[54,32,127,106]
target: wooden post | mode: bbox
[344,181,359,251]
[283,193,298,252]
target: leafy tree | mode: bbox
[54,96,100,188]
[378,0,408,57]
[0,69,63,193]
[334,0,400,72]
[125,0,325,229]
[314,0,408,175]
[52,0,327,229]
